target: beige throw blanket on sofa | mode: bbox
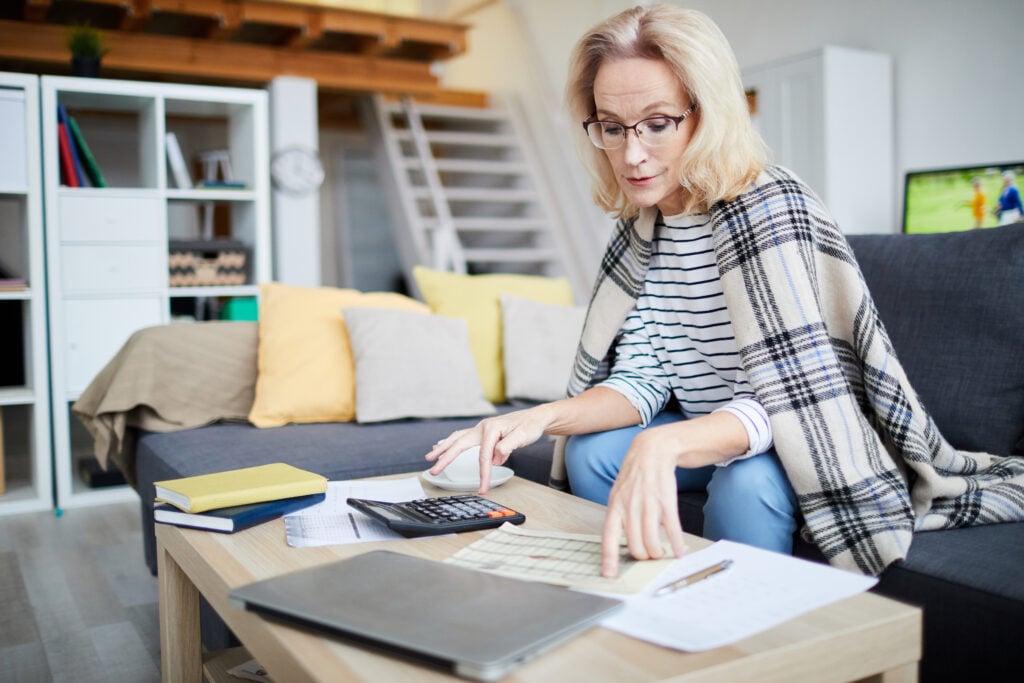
[72,321,258,488]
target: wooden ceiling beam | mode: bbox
[0,19,450,95]
[28,0,468,60]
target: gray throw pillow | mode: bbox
[342,307,495,423]
[500,294,586,403]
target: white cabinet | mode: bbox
[41,76,271,509]
[0,72,53,516]
[743,46,895,234]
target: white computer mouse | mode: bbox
[443,446,481,485]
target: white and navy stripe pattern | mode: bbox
[598,212,772,460]
[553,165,1024,576]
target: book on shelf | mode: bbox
[154,492,326,533]
[165,132,193,189]
[57,105,87,187]
[154,462,328,513]
[198,179,246,189]
[56,122,79,188]
[66,114,107,188]
[0,277,28,291]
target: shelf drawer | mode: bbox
[63,297,164,394]
[61,244,166,293]
[59,194,163,242]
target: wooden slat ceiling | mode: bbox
[0,0,484,103]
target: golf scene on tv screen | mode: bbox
[903,161,1024,233]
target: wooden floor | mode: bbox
[0,501,161,683]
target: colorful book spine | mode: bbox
[57,122,79,188]
[66,114,107,188]
[58,105,87,187]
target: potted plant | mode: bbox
[67,24,107,78]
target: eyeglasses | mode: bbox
[582,104,698,150]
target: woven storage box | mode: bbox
[168,240,250,287]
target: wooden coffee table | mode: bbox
[156,475,921,682]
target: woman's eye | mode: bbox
[645,119,671,134]
[602,123,625,136]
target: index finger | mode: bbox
[477,435,498,494]
[601,506,624,578]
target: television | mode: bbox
[902,161,1024,233]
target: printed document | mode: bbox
[284,477,425,547]
[599,539,877,651]
[446,523,673,594]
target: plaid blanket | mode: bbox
[553,166,1024,575]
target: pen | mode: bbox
[653,559,733,597]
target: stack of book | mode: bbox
[56,104,106,188]
[154,463,328,533]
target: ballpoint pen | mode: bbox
[653,559,733,597]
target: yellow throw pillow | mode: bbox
[248,282,428,427]
[412,267,574,403]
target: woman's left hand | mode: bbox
[600,426,686,578]
[599,411,750,578]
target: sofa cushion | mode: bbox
[847,225,1024,455]
[247,282,428,428]
[874,522,1024,682]
[500,294,586,403]
[342,307,495,423]
[413,266,575,403]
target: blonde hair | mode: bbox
[566,4,768,217]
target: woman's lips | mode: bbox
[626,175,656,187]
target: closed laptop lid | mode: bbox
[228,550,622,681]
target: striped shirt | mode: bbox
[598,211,773,462]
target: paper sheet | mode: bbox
[598,539,877,651]
[445,524,674,594]
[283,477,425,547]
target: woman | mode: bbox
[427,4,1024,578]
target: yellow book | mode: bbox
[154,463,328,513]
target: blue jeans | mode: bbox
[564,411,798,554]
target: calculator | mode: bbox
[346,494,526,537]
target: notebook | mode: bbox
[154,463,327,513]
[228,550,622,681]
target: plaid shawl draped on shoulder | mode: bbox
[551,166,1024,575]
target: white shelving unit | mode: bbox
[41,76,271,510]
[743,46,895,234]
[0,72,53,516]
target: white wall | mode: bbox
[678,0,1024,187]
[438,0,1024,233]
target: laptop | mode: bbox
[228,550,622,681]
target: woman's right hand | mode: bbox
[425,406,551,492]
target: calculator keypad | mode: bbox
[398,495,518,523]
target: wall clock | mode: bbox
[271,145,325,196]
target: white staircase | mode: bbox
[371,95,585,297]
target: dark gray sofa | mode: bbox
[678,224,1024,683]
[130,224,1023,681]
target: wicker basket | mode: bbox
[168,240,250,287]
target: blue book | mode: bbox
[154,492,325,533]
[57,105,87,187]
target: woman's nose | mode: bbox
[621,130,647,165]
